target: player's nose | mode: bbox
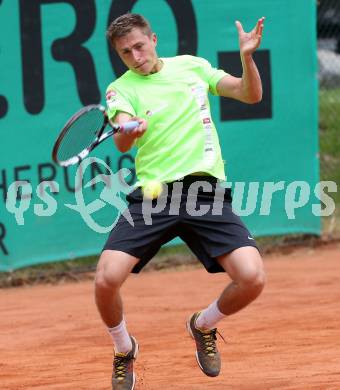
[131,49,142,64]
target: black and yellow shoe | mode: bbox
[112,336,138,390]
[187,312,223,377]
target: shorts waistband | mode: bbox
[175,175,219,185]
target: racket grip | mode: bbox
[120,120,140,133]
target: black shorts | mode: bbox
[102,175,258,273]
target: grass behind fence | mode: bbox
[319,88,340,204]
[319,87,340,237]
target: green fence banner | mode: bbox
[0,0,319,271]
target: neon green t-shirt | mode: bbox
[106,55,228,187]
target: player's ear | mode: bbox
[151,32,157,46]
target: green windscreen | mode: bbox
[0,0,319,271]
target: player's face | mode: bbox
[115,28,159,76]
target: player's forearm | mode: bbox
[240,53,262,103]
[114,133,136,153]
[111,111,138,152]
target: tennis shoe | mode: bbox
[187,312,224,377]
[112,336,138,390]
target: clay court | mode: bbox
[1,243,340,389]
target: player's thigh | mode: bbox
[217,246,265,285]
[95,250,139,289]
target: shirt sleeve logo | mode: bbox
[106,90,118,110]
[106,90,117,100]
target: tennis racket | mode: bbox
[52,104,139,167]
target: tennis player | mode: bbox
[95,13,266,390]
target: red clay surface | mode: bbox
[1,244,340,389]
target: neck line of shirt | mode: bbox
[132,57,167,79]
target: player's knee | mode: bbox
[95,260,124,292]
[95,250,138,292]
[95,269,119,291]
[252,268,266,294]
[239,265,266,295]
[95,269,124,292]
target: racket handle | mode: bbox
[120,120,140,133]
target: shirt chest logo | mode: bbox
[145,103,168,117]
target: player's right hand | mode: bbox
[130,116,148,138]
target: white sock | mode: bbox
[195,300,226,330]
[108,318,132,354]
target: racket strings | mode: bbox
[56,109,104,163]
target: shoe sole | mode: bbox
[130,336,139,390]
[186,320,207,375]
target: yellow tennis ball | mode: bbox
[142,180,163,200]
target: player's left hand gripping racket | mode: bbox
[52,104,139,167]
